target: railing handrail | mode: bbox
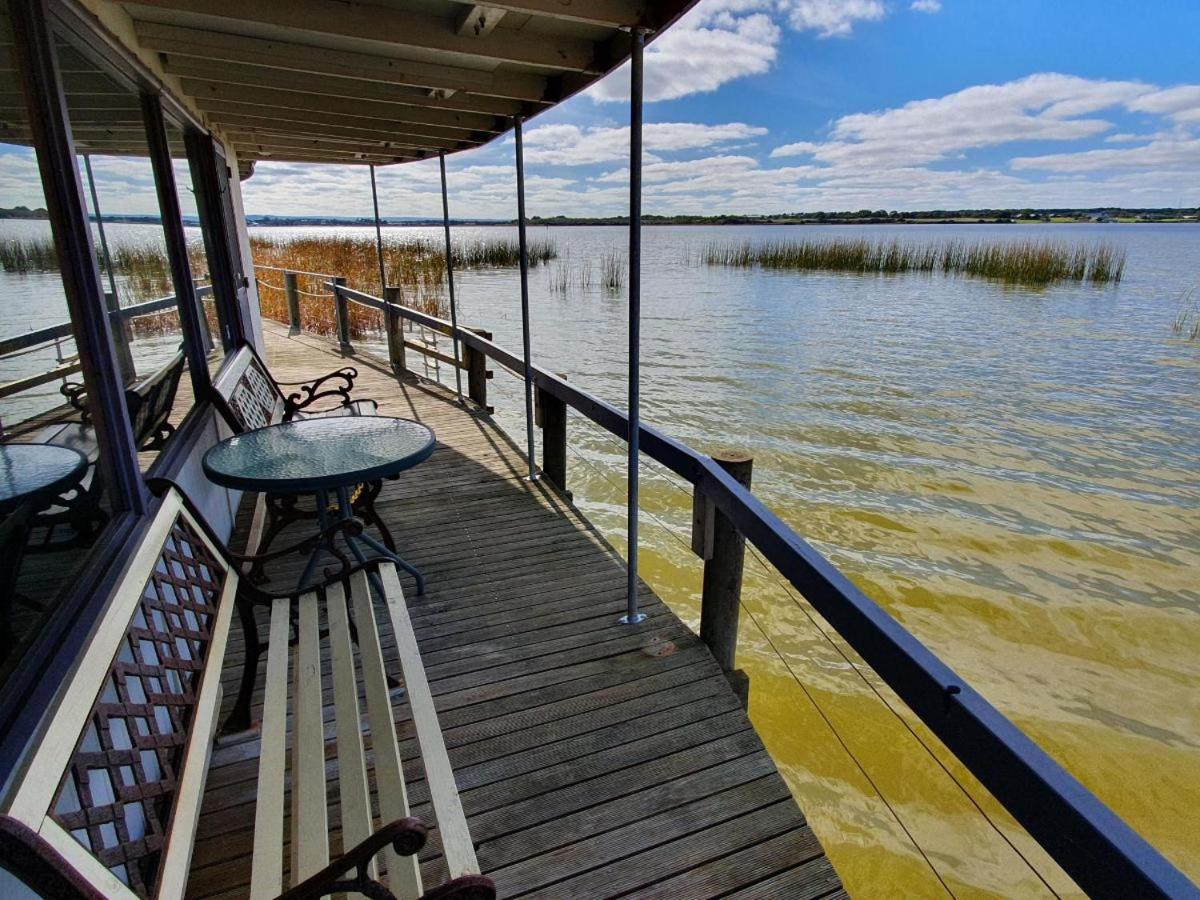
[255,263,339,280]
[329,281,1195,899]
[0,285,212,358]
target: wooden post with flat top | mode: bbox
[332,275,350,351]
[464,327,492,413]
[284,271,301,334]
[536,381,568,494]
[384,286,406,374]
[696,450,754,706]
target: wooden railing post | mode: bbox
[464,327,492,413]
[384,286,406,374]
[332,276,350,351]
[536,382,567,494]
[695,451,754,706]
[105,290,136,383]
[284,270,301,334]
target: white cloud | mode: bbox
[589,4,779,103]
[1012,135,1200,173]
[770,73,1153,168]
[910,0,941,12]
[781,0,886,36]
[1127,85,1200,125]
[521,122,767,166]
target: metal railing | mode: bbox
[317,280,1194,899]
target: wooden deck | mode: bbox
[187,321,842,899]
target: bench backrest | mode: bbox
[128,352,186,448]
[210,344,285,433]
[1,490,237,899]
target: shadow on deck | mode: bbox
[187,321,842,899]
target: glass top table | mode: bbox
[202,416,436,593]
[203,416,436,494]
[0,443,89,516]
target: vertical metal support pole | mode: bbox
[699,451,754,706]
[384,286,406,373]
[284,270,301,334]
[621,29,647,625]
[332,275,350,350]
[83,154,135,384]
[513,116,538,480]
[369,164,387,296]
[439,151,465,403]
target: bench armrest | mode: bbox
[60,381,91,423]
[276,817,428,900]
[278,366,360,419]
[0,816,107,900]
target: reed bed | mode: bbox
[251,233,557,341]
[702,237,1126,287]
[601,248,626,292]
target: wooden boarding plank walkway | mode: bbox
[186,320,842,899]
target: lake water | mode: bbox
[3,222,1198,896]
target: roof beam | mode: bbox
[447,0,649,28]
[238,151,410,166]
[193,99,484,141]
[228,132,425,156]
[224,128,438,153]
[123,0,600,72]
[132,21,550,104]
[162,57,518,119]
[180,79,503,133]
[455,6,505,37]
[205,113,468,150]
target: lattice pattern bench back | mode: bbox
[3,491,237,899]
[211,345,285,432]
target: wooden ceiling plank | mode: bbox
[182,80,505,134]
[194,100,482,142]
[205,113,465,150]
[447,0,647,28]
[123,0,600,72]
[132,21,550,103]
[455,6,505,37]
[224,128,435,153]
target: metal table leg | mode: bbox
[334,485,426,595]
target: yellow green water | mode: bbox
[333,221,1199,896]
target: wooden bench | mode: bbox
[22,351,188,550]
[0,486,493,900]
[63,349,187,452]
[209,343,401,571]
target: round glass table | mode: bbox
[203,416,435,592]
[0,443,89,516]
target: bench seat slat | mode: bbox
[250,597,292,900]
[350,570,423,899]
[328,582,375,879]
[292,594,328,884]
[379,564,480,880]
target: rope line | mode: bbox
[562,423,1064,896]
[562,434,955,894]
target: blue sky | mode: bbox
[4,0,1200,219]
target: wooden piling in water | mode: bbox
[696,450,754,705]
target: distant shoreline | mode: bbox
[3,206,1197,228]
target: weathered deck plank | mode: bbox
[186,321,840,899]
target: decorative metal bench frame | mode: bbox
[28,350,188,552]
[208,342,399,575]
[0,484,493,900]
